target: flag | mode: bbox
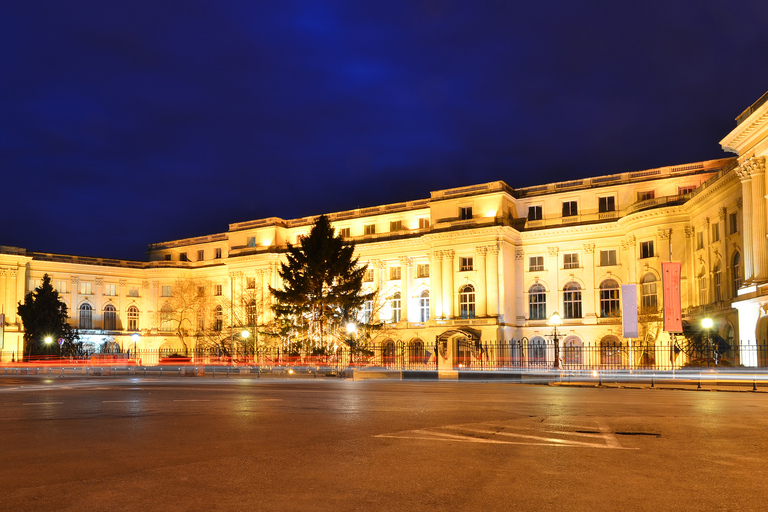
[662,262,683,332]
[621,284,638,338]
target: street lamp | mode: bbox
[241,330,249,360]
[702,317,713,367]
[548,312,562,369]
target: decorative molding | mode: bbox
[399,256,412,267]
[685,226,694,238]
[515,249,524,260]
[737,197,743,209]
[547,247,559,256]
[70,275,79,284]
[487,244,500,255]
[442,249,455,259]
[583,243,595,254]
[658,228,672,240]
[719,207,727,221]
[430,251,443,261]
[475,246,488,257]
[744,156,766,176]
[95,277,104,286]
[119,280,126,287]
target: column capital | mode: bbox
[70,275,80,284]
[658,228,672,240]
[583,243,595,254]
[745,156,766,176]
[442,249,455,259]
[547,246,559,256]
[515,249,524,260]
[430,251,443,261]
[399,256,412,267]
[487,244,500,255]
[475,246,488,256]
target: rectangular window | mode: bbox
[416,264,430,278]
[215,247,222,259]
[247,237,256,248]
[712,224,720,243]
[55,280,68,293]
[563,253,579,269]
[390,220,402,232]
[562,201,578,217]
[179,252,188,261]
[364,269,374,282]
[197,286,205,297]
[640,241,654,259]
[459,206,473,220]
[128,287,140,297]
[527,205,542,221]
[164,254,172,261]
[197,249,205,261]
[598,197,615,213]
[678,185,696,195]
[246,277,256,289]
[698,275,707,305]
[459,257,473,271]
[390,267,401,280]
[104,284,117,296]
[599,250,617,266]
[80,281,93,295]
[214,284,222,296]
[418,218,430,229]
[529,256,544,272]
[638,191,655,201]
[696,232,704,250]
[161,285,172,297]
[28,278,38,291]
[364,224,376,235]
[729,212,738,234]
[338,227,350,238]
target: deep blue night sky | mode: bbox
[2,1,768,261]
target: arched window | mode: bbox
[409,339,425,363]
[640,273,657,310]
[529,284,546,320]
[563,282,582,319]
[390,292,401,323]
[79,303,92,329]
[213,305,223,331]
[529,336,546,365]
[382,339,396,363]
[419,290,429,322]
[599,279,620,318]
[246,300,257,325]
[103,304,117,330]
[732,252,742,296]
[713,262,722,302]
[459,284,475,319]
[127,305,139,331]
[160,305,174,332]
[362,300,373,324]
[698,272,707,305]
[600,335,623,366]
[563,336,583,366]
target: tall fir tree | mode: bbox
[17,274,79,357]
[269,215,372,351]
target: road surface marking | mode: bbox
[23,402,63,406]
[376,421,635,450]
[102,400,139,403]
[173,399,210,402]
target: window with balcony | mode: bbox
[364,224,376,235]
[563,253,579,269]
[390,220,402,232]
[459,257,473,271]
[529,256,544,272]
[416,264,430,278]
[562,201,578,217]
[640,241,654,259]
[527,205,542,221]
[637,190,655,201]
[246,277,256,289]
[598,196,615,213]
[599,250,617,266]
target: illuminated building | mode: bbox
[1,91,767,364]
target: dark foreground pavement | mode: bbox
[1,378,767,511]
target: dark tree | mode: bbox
[17,274,79,358]
[269,215,372,351]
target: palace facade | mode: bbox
[2,92,768,364]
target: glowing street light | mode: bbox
[548,312,563,369]
[346,322,357,334]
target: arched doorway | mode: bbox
[600,335,624,367]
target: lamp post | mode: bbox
[44,336,54,361]
[132,333,140,364]
[548,312,562,369]
[702,317,713,368]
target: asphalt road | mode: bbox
[1,378,766,511]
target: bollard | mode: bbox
[178,367,181,377]
[698,375,702,389]
[651,375,654,388]
[212,367,215,378]
[160,367,163,377]
[227,367,230,378]
[61,367,64,377]
[73,368,76,376]
[49,367,52,376]
[144,367,146,377]
[598,374,602,386]
[754,378,757,392]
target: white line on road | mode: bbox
[172,399,210,402]
[23,402,63,406]
[102,400,139,403]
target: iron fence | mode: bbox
[2,339,768,370]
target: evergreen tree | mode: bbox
[17,274,79,358]
[269,215,372,352]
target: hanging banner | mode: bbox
[621,284,638,338]
[662,262,683,333]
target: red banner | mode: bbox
[662,262,682,333]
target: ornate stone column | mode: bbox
[746,157,768,281]
[475,246,487,317]
[399,256,411,322]
[442,250,454,318]
[430,251,443,318]
[736,164,754,282]
[486,245,500,317]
